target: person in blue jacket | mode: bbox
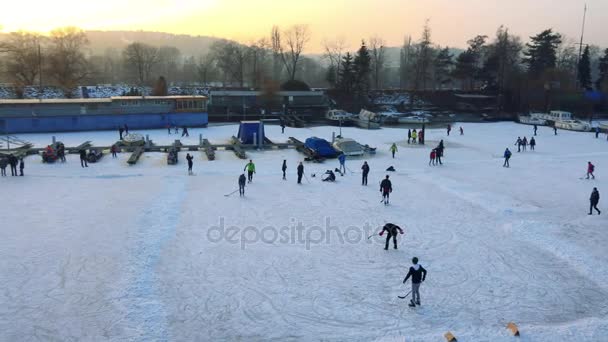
[503,148,512,168]
[338,153,346,175]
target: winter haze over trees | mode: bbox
[0,18,607,112]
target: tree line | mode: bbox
[1,23,607,114]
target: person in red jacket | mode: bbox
[379,223,404,250]
[587,162,595,179]
[429,149,436,166]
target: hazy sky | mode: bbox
[1,0,606,52]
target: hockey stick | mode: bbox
[398,290,412,299]
[224,189,240,197]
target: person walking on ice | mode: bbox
[297,162,304,184]
[338,153,346,175]
[239,174,247,197]
[182,126,189,137]
[380,175,392,205]
[411,130,418,144]
[530,137,536,150]
[282,160,287,180]
[429,149,436,166]
[0,157,7,176]
[79,149,88,168]
[186,153,194,175]
[390,143,398,158]
[587,162,595,179]
[379,223,404,250]
[460,126,464,135]
[503,148,512,168]
[244,160,256,183]
[533,124,538,136]
[19,158,24,176]
[407,129,411,144]
[361,161,370,186]
[589,187,601,215]
[403,257,427,307]
[447,124,451,136]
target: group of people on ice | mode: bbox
[514,136,536,152]
[429,140,445,166]
[0,154,24,177]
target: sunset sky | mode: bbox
[1,0,606,52]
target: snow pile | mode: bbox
[1,122,607,341]
[0,85,211,99]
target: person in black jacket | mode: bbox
[239,174,247,196]
[119,127,124,140]
[0,157,7,176]
[589,187,601,215]
[182,126,189,137]
[379,223,404,250]
[403,257,427,307]
[380,175,392,205]
[19,158,24,176]
[282,160,287,180]
[8,154,18,176]
[186,153,194,175]
[361,161,370,185]
[79,149,88,168]
[297,162,304,184]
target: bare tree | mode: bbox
[46,27,91,97]
[279,25,311,81]
[211,40,248,87]
[271,26,282,81]
[157,46,181,82]
[369,35,386,89]
[0,31,45,89]
[322,37,347,86]
[122,42,159,86]
[248,38,271,89]
[414,20,434,90]
[196,53,217,85]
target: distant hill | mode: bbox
[0,30,228,57]
[84,30,227,56]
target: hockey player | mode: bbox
[403,257,427,307]
[379,223,404,250]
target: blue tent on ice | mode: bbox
[237,121,265,145]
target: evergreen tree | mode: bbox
[523,29,562,77]
[578,46,592,90]
[353,41,371,95]
[453,35,486,90]
[595,48,608,91]
[414,20,434,90]
[337,52,355,93]
[433,47,453,89]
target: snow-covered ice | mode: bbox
[1,122,607,341]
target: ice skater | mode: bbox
[503,148,512,168]
[411,130,418,144]
[379,223,404,250]
[239,174,246,197]
[186,153,194,175]
[8,154,18,176]
[587,162,595,179]
[111,144,118,158]
[390,143,398,158]
[244,160,256,183]
[182,126,189,137]
[522,137,528,151]
[380,175,392,205]
[19,158,24,176]
[530,137,536,151]
[589,187,601,215]
[595,126,600,139]
[554,125,558,135]
[429,149,436,166]
[447,124,451,136]
[407,129,411,144]
[533,124,538,136]
[403,257,427,307]
[0,157,7,176]
[515,137,522,152]
[361,161,370,186]
[119,126,124,140]
[459,126,464,135]
[297,162,304,184]
[282,160,287,180]
[338,153,346,175]
[79,149,88,168]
